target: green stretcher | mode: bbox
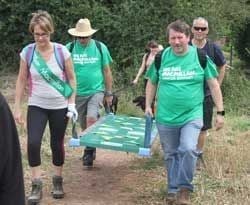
[69,114,158,157]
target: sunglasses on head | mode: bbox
[193,27,207,31]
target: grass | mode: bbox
[115,91,250,204]
[1,73,249,205]
[126,113,250,205]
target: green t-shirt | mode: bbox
[66,39,113,96]
[146,45,218,126]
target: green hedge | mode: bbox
[0,0,249,86]
[0,0,173,82]
[233,17,250,68]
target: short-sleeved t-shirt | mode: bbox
[191,40,226,96]
[146,45,218,126]
[20,43,71,109]
[66,39,113,96]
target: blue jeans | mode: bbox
[157,119,203,193]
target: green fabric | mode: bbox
[79,114,158,153]
[66,39,113,96]
[32,51,73,98]
[146,45,218,126]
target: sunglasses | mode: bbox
[77,36,90,40]
[193,27,207,31]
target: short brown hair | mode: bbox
[166,20,190,39]
[147,40,158,48]
[145,40,159,52]
[29,10,54,34]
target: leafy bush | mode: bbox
[222,61,250,115]
[0,0,249,115]
[233,17,250,69]
[0,0,174,76]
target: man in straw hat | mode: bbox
[67,18,113,168]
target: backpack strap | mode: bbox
[206,39,215,61]
[26,43,65,70]
[197,48,207,69]
[54,43,65,70]
[26,43,36,69]
[154,48,207,81]
[143,51,150,71]
[155,49,164,78]
[145,52,150,63]
[145,52,150,61]
[69,40,76,53]
[94,40,103,59]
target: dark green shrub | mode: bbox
[222,61,250,115]
[0,0,174,77]
[233,17,250,69]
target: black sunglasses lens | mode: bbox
[78,36,89,39]
[194,27,207,31]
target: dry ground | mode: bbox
[1,73,250,205]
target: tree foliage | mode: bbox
[233,17,250,67]
[0,0,249,79]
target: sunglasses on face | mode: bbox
[77,36,90,40]
[193,27,207,31]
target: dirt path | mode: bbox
[25,147,140,205]
[1,74,160,205]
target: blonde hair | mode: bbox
[29,10,54,34]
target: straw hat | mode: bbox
[68,18,98,37]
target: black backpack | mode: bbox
[154,47,207,78]
[206,39,215,62]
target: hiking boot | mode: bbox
[52,175,64,199]
[177,188,191,205]
[27,179,43,205]
[166,193,177,205]
[82,148,96,167]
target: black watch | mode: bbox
[217,111,225,116]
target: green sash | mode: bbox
[32,50,73,98]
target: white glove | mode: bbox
[66,103,78,122]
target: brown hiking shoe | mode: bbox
[166,193,177,204]
[52,175,64,199]
[177,188,191,205]
[27,179,43,205]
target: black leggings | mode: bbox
[27,106,68,167]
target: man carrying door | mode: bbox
[67,18,113,167]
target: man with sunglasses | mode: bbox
[191,17,226,169]
[67,18,113,168]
